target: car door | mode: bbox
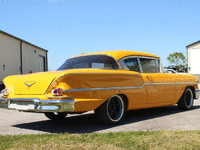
[139,57,175,104]
[120,56,148,108]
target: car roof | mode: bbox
[71,50,159,60]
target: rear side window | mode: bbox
[123,58,140,72]
[140,58,160,73]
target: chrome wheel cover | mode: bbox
[185,88,193,107]
[106,95,124,122]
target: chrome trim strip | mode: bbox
[144,83,174,85]
[46,72,142,97]
[137,56,143,73]
[174,82,198,85]
[47,96,73,99]
[64,84,144,92]
[138,56,160,60]
[145,82,198,86]
[120,56,160,61]
[63,82,198,92]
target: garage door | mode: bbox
[190,49,200,74]
[39,55,45,72]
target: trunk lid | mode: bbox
[12,71,62,95]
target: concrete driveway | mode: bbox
[0,100,200,135]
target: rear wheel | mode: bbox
[178,87,194,110]
[95,95,125,125]
[44,112,68,120]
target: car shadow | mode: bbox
[12,105,200,134]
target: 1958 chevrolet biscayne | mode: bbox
[0,50,200,124]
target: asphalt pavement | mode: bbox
[0,99,200,135]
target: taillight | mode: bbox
[1,89,9,97]
[51,88,63,96]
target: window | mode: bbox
[57,55,118,70]
[139,58,160,73]
[123,57,140,72]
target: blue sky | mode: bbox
[1,0,200,70]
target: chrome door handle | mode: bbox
[146,76,151,80]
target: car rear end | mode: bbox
[0,71,75,113]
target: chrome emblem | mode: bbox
[24,81,36,89]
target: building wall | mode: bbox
[0,32,48,86]
[187,42,200,74]
[0,33,21,83]
[22,42,47,74]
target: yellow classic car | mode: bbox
[0,50,200,124]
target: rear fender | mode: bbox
[46,72,145,111]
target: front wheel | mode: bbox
[44,112,68,120]
[95,95,125,125]
[178,87,194,110]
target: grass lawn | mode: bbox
[0,130,200,150]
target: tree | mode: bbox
[167,52,187,68]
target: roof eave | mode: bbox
[0,30,48,52]
[186,40,200,48]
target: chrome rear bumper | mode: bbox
[195,89,200,99]
[0,98,75,112]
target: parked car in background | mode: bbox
[164,68,177,73]
[164,69,188,74]
[0,50,199,125]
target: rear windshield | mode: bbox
[57,55,119,70]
